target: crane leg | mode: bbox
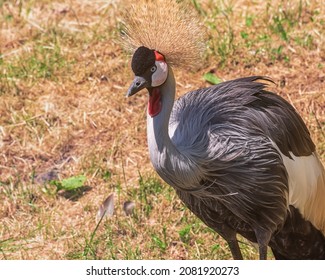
[258,245,268,260]
[255,229,272,260]
[216,224,243,260]
[227,239,243,260]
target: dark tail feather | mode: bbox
[270,206,325,260]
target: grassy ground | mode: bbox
[0,0,324,260]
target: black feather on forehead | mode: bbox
[131,46,155,75]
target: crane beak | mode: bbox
[126,76,149,97]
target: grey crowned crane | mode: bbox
[122,0,325,259]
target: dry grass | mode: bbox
[0,0,324,260]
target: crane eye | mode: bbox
[150,66,157,73]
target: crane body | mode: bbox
[122,1,325,259]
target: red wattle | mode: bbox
[148,88,162,117]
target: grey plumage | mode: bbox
[163,76,324,259]
[149,76,288,259]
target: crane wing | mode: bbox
[170,76,325,234]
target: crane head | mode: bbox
[126,46,168,97]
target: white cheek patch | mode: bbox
[151,61,168,87]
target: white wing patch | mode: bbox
[272,141,325,234]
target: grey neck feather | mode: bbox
[147,67,201,189]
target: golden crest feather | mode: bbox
[120,0,206,70]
